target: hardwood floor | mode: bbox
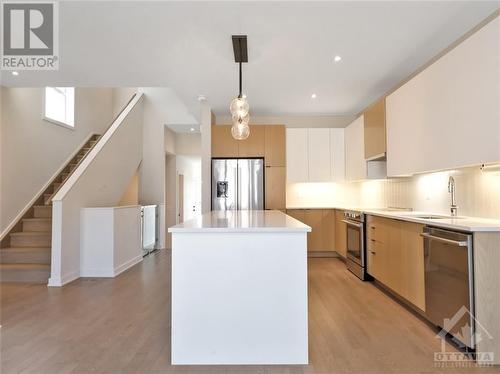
[1,250,498,374]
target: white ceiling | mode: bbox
[2,1,499,122]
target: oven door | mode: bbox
[343,219,364,266]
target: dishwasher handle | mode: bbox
[420,232,468,247]
[341,219,363,228]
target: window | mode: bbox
[44,87,75,128]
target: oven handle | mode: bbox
[341,219,363,228]
[420,232,468,247]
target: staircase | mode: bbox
[0,135,101,283]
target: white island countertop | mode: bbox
[168,210,311,233]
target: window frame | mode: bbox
[42,87,76,130]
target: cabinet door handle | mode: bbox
[370,251,376,255]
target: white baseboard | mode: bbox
[80,268,115,278]
[114,255,143,276]
[47,269,80,287]
[79,255,142,278]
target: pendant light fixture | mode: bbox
[230,35,250,140]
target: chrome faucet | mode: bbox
[448,176,458,217]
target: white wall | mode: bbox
[0,87,115,232]
[176,156,202,222]
[80,205,142,277]
[112,87,137,117]
[200,101,212,213]
[287,166,500,219]
[165,153,176,249]
[175,133,201,155]
[49,95,144,286]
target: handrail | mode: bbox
[0,133,96,243]
[52,92,143,202]
[47,92,138,204]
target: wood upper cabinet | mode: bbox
[334,209,347,257]
[265,166,286,210]
[238,125,265,157]
[366,215,425,311]
[363,98,386,160]
[264,125,286,166]
[386,18,500,176]
[211,125,238,157]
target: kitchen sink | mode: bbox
[411,215,462,220]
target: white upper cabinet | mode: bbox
[286,128,345,183]
[286,128,309,182]
[345,115,367,181]
[308,129,331,182]
[330,128,345,182]
[386,17,500,177]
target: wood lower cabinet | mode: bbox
[286,209,305,223]
[334,209,347,257]
[265,166,286,210]
[366,215,425,311]
[286,209,335,253]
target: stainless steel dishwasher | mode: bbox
[422,226,474,349]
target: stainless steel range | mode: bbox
[343,210,370,280]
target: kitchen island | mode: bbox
[168,210,311,365]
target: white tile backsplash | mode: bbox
[286,166,500,219]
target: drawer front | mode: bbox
[367,238,385,254]
[367,218,389,243]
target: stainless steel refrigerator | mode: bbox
[212,158,264,210]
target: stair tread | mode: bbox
[22,218,51,222]
[34,205,51,209]
[0,263,50,270]
[1,247,50,252]
[10,231,51,236]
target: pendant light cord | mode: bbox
[238,61,242,99]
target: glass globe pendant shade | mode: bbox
[231,123,250,140]
[230,97,249,117]
[232,112,250,126]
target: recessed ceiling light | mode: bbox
[12,71,19,76]
[311,93,317,99]
[190,128,195,132]
[334,55,342,62]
